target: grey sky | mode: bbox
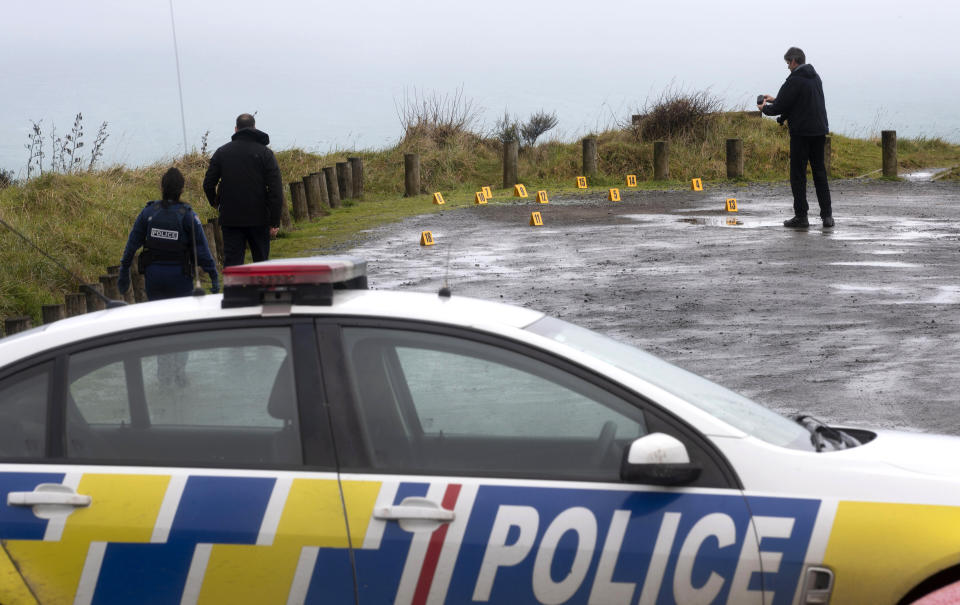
[3,0,957,173]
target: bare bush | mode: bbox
[520,110,559,146]
[21,113,109,178]
[633,87,723,141]
[494,110,520,144]
[87,121,109,171]
[396,86,482,146]
[24,121,44,178]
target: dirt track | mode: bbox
[343,179,960,435]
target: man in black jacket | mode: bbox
[759,47,834,229]
[203,113,283,266]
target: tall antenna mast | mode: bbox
[168,0,189,155]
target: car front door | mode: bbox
[0,319,356,604]
[322,321,817,605]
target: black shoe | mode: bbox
[783,216,809,228]
[822,216,835,228]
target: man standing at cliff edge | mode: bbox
[203,113,283,266]
[759,47,834,229]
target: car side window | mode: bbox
[0,362,49,459]
[341,328,647,480]
[66,327,301,465]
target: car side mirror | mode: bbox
[620,433,701,486]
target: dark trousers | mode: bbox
[222,225,271,268]
[790,135,832,218]
[144,262,193,301]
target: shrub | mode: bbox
[396,86,482,147]
[520,110,559,147]
[633,88,723,141]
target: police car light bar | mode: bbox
[221,256,367,308]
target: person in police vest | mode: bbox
[117,167,219,301]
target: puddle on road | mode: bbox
[830,261,920,268]
[623,214,785,229]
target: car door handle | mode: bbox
[374,496,454,522]
[7,483,92,515]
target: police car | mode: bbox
[0,257,958,605]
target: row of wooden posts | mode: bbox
[403,130,901,194]
[285,157,364,226]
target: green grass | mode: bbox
[2,113,960,324]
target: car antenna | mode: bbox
[438,245,452,298]
[0,214,126,308]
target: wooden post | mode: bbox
[582,138,598,177]
[726,138,744,179]
[336,161,353,200]
[653,141,670,180]
[312,172,331,210]
[84,283,105,311]
[289,181,308,222]
[107,265,135,303]
[349,157,364,199]
[208,218,224,267]
[65,293,87,317]
[42,304,65,324]
[323,167,342,208]
[503,141,519,189]
[131,260,147,303]
[404,153,421,197]
[202,222,220,269]
[280,189,293,230]
[303,173,323,219]
[882,130,897,178]
[99,274,121,302]
[824,135,832,177]
[107,265,121,275]
[4,316,31,335]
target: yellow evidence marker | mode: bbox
[482,186,493,199]
[420,231,435,246]
[475,191,487,204]
[432,192,445,205]
[608,188,621,202]
[576,176,588,189]
[536,190,549,204]
[514,184,528,198]
[530,211,544,226]
[726,198,738,212]
[691,178,704,191]
[626,175,638,187]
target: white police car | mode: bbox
[0,257,958,605]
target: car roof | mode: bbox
[0,289,545,368]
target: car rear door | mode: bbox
[321,320,817,605]
[0,318,356,604]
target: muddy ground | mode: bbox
[341,179,960,435]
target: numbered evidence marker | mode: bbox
[725,198,739,212]
[691,178,704,191]
[514,184,528,198]
[536,190,549,204]
[576,176,588,189]
[475,191,488,204]
[529,211,544,226]
[626,175,638,187]
[419,231,435,246]
[482,186,493,199]
[608,188,621,202]
[432,192,445,205]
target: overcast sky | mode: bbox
[3,0,958,173]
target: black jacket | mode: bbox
[203,128,283,227]
[762,64,829,136]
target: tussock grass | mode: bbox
[2,111,959,323]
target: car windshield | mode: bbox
[526,316,814,451]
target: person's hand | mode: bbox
[117,267,131,294]
[269,227,280,239]
[209,272,220,294]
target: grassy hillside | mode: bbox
[1,110,959,324]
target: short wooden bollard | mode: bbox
[207,218,224,267]
[503,141,519,189]
[84,283,106,312]
[42,304,65,324]
[824,135,832,177]
[302,173,325,219]
[202,222,219,269]
[349,157,364,199]
[65,293,87,317]
[99,274,121,302]
[726,138,744,179]
[336,161,353,200]
[279,189,293,230]
[4,316,31,335]
[312,172,331,210]
[289,181,308,222]
[582,138,598,177]
[882,130,897,177]
[107,265,121,275]
[653,141,670,180]
[404,154,421,198]
[323,166,342,208]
